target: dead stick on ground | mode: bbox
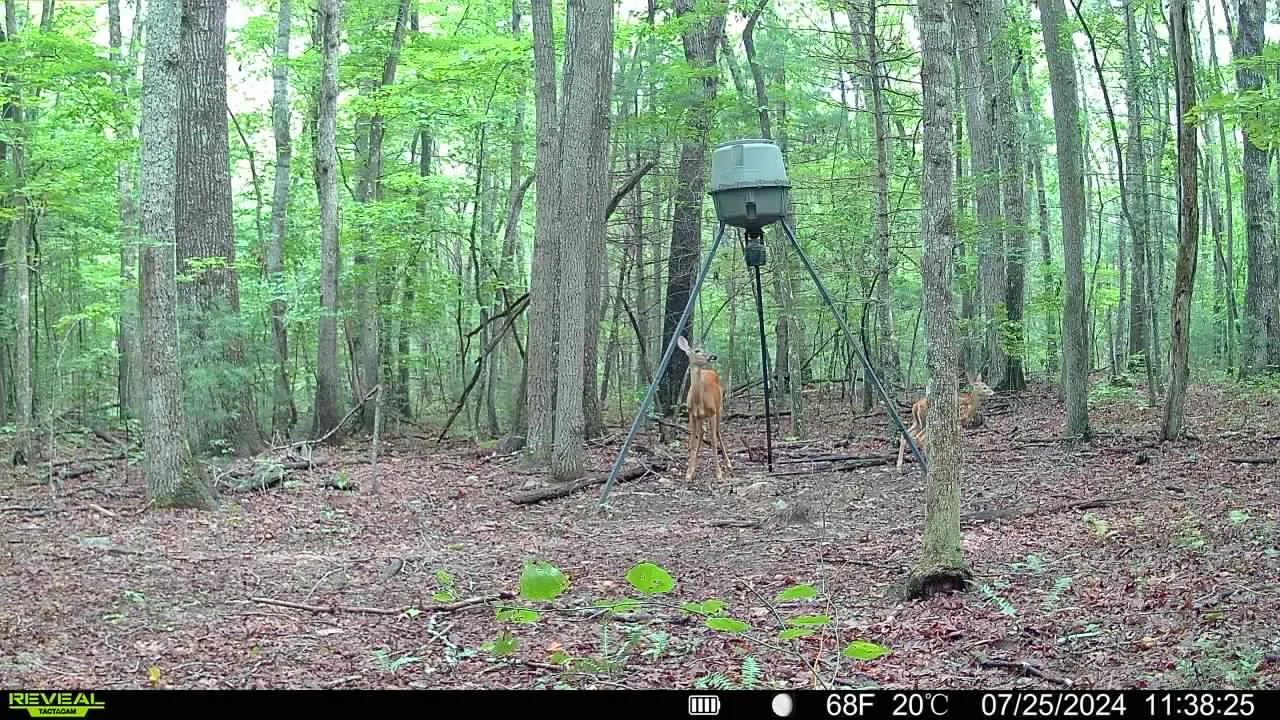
[249,591,514,616]
[510,462,667,504]
[1226,456,1277,465]
[973,653,1074,687]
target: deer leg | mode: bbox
[686,414,702,483]
[716,414,733,475]
[708,414,724,484]
[897,419,920,475]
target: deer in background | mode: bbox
[896,373,995,474]
[678,335,733,487]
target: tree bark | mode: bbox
[312,0,342,441]
[550,0,613,482]
[267,0,297,437]
[956,0,1006,388]
[108,0,144,424]
[140,0,217,508]
[908,0,971,599]
[987,0,1025,391]
[176,0,264,456]
[1040,0,1090,438]
[1021,57,1057,375]
[1123,0,1150,374]
[524,0,563,464]
[1161,0,1198,440]
[658,0,725,415]
[1235,0,1278,376]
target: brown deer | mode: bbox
[896,373,994,474]
[678,335,733,486]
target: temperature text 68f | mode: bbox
[825,692,951,717]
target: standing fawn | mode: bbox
[896,373,995,474]
[678,335,733,486]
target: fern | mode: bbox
[694,671,735,689]
[740,655,761,689]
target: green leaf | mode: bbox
[519,560,567,601]
[842,639,891,661]
[705,617,750,633]
[681,599,726,615]
[785,613,831,627]
[624,561,675,594]
[775,583,818,602]
[778,627,816,641]
[484,630,518,657]
[495,607,541,623]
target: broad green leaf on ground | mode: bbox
[842,639,891,661]
[625,561,675,594]
[519,560,566,601]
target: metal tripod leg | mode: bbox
[600,222,729,504]
[778,219,927,473]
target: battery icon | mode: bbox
[688,695,721,716]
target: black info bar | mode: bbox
[4,689,1274,719]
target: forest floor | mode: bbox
[2,377,1279,690]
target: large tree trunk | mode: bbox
[267,0,297,438]
[658,0,725,415]
[139,0,217,509]
[908,0,970,599]
[352,0,411,432]
[1124,0,1150,373]
[1040,0,1090,437]
[176,0,264,456]
[312,0,342,441]
[988,0,1025,391]
[956,0,1006,388]
[1205,3,1237,370]
[551,0,613,481]
[109,0,143,424]
[1162,0,1199,439]
[581,0,613,441]
[524,0,563,464]
[1236,0,1278,377]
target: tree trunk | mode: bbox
[140,0,217,509]
[988,0,1024,391]
[581,0,613,441]
[268,0,297,437]
[550,0,613,482]
[956,0,1006,388]
[1041,0,1090,437]
[1162,0,1198,438]
[862,0,900,398]
[176,0,264,456]
[908,0,971,599]
[312,0,342,441]
[352,0,411,431]
[1123,0,1150,376]
[1205,2,1237,370]
[1236,0,1278,377]
[524,0,562,464]
[1020,36,1056,377]
[109,0,143,424]
[658,0,725,415]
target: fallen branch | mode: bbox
[959,496,1124,525]
[249,591,514,616]
[973,652,1073,687]
[510,461,668,505]
[768,455,897,476]
[320,675,363,688]
[1226,456,1277,465]
[708,518,763,528]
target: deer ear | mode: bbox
[677,336,690,352]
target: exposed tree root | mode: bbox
[904,565,973,599]
[973,652,1074,686]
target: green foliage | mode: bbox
[625,561,675,594]
[841,640,891,661]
